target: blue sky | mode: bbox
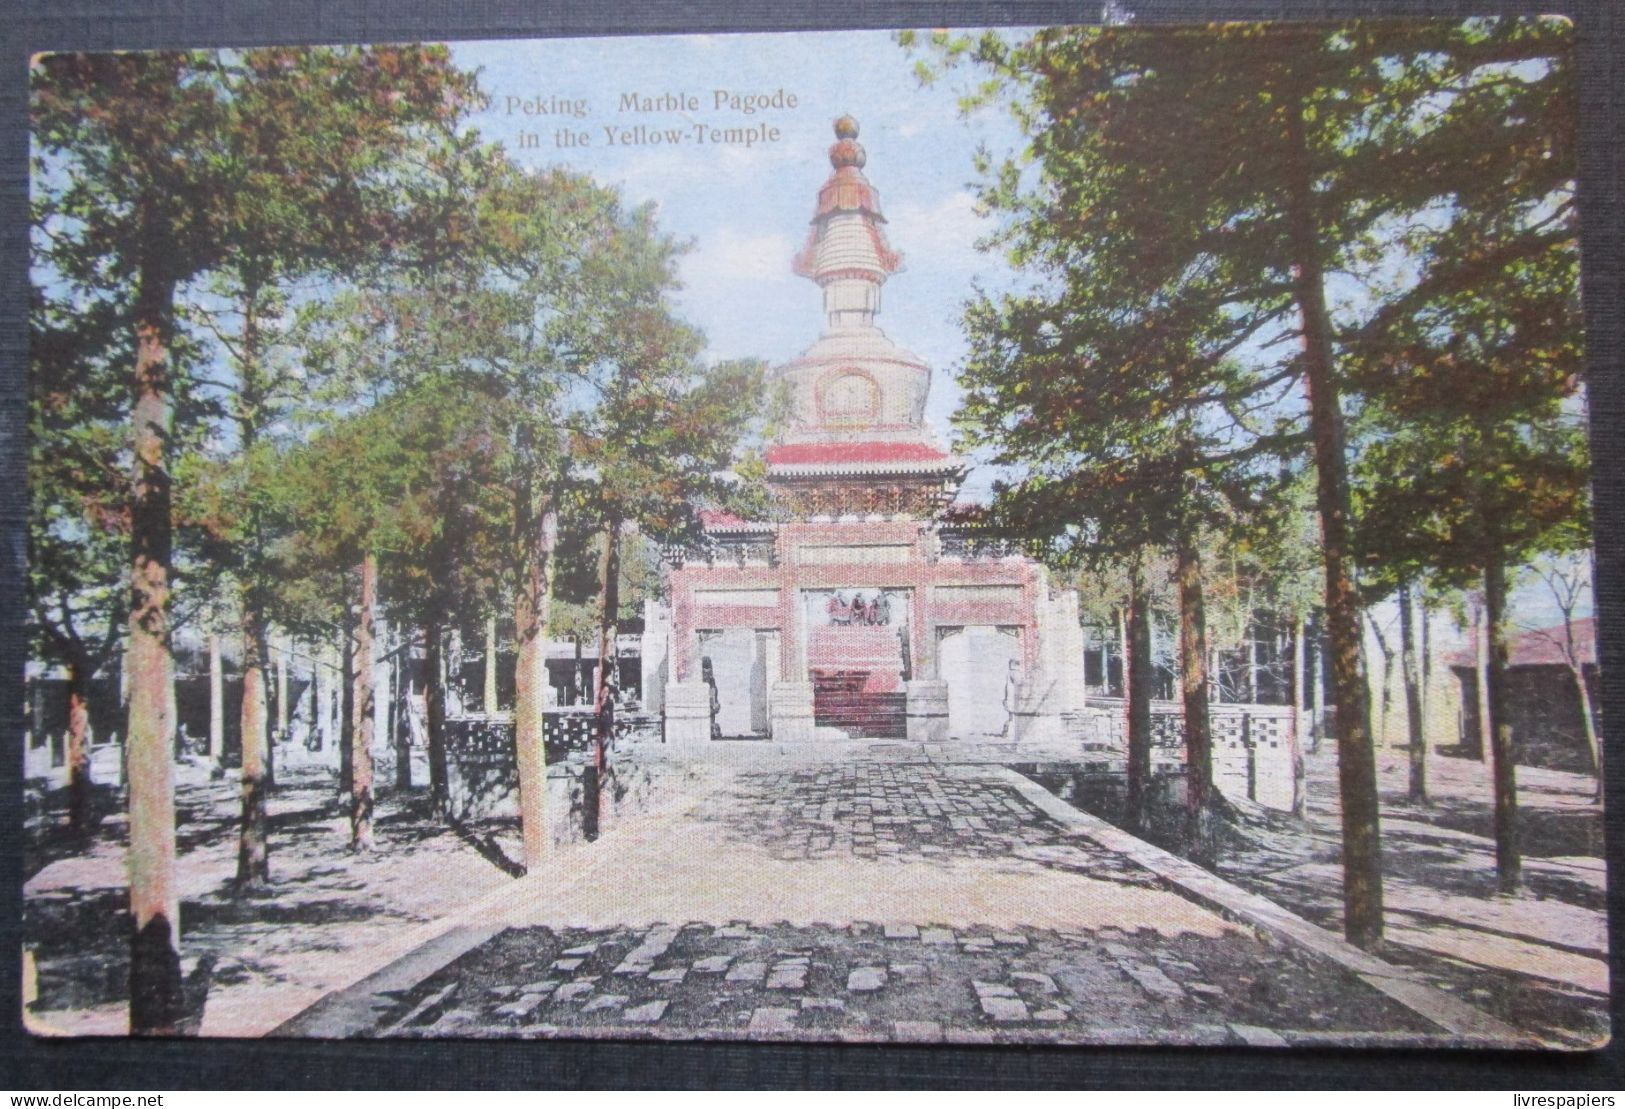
[451,29,1591,629]
[454,29,1024,496]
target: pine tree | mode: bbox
[27,288,132,839]
[34,50,240,1033]
[907,15,1578,943]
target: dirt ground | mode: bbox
[1032,743,1610,1048]
[24,764,514,1036]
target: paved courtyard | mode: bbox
[27,743,1574,1046]
[716,762,1155,888]
[290,754,1490,1045]
[365,915,1428,1046]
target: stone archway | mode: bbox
[698,629,771,738]
[939,626,1023,738]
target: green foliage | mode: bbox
[31,45,483,651]
[909,17,1585,609]
[287,116,766,639]
[27,285,131,672]
[32,47,474,297]
[1347,48,1585,592]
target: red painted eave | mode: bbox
[766,441,952,466]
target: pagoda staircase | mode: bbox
[807,625,908,739]
[811,671,907,739]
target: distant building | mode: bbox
[1447,616,1601,773]
[643,117,1088,744]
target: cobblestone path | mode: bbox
[722,762,1055,861]
[372,917,1431,1045]
[360,759,1444,1044]
[715,761,1159,886]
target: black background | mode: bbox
[1,0,1621,1090]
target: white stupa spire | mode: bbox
[793,115,904,334]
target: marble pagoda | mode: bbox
[642,117,1087,745]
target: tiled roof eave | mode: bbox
[701,522,777,535]
[768,460,966,478]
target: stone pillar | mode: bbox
[446,627,463,717]
[905,679,950,742]
[671,574,697,684]
[768,681,816,742]
[373,620,395,784]
[908,584,929,681]
[640,599,670,715]
[663,681,712,748]
[274,632,290,739]
[546,759,582,845]
[306,648,320,755]
[207,633,223,760]
[1048,588,1089,714]
[483,617,499,715]
[780,598,797,681]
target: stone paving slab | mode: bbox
[281,756,1541,1046]
[362,915,1440,1044]
[990,766,1536,1047]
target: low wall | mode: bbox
[1080,698,1303,813]
[444,713,664,843]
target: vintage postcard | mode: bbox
[23,19,1607,1049]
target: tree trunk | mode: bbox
[1483,557,1521,893]
[207,633,223,762]
[1283,94,1383,948]
[127,271,182,1034]
[513,488,558,872]
[424,615,449,816]
[484,617,499,715]
[1399,582,1427,803]
[1290,614,1307,816]
[1124,559,1154,832]
[339,603,354,798]
[350,553,376,851]
[1368,614,1394,747]
[1310,617,1325,753]
[66,653,94,840]
[1176,528,1214,856]
[236,600,270,887]
[1567,661,1602,802]
[588,515,622,840]
[1473,592,1493,764]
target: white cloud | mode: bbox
[886,189,987,271]
[681,227,798,288]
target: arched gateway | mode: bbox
[642,117,1087,744]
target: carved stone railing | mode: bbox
[445,708,659,765]
[660,537,778,569]
[1077,698,1302,812]
[934,530,1023,562]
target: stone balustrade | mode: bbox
[1078,698,1304,814]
